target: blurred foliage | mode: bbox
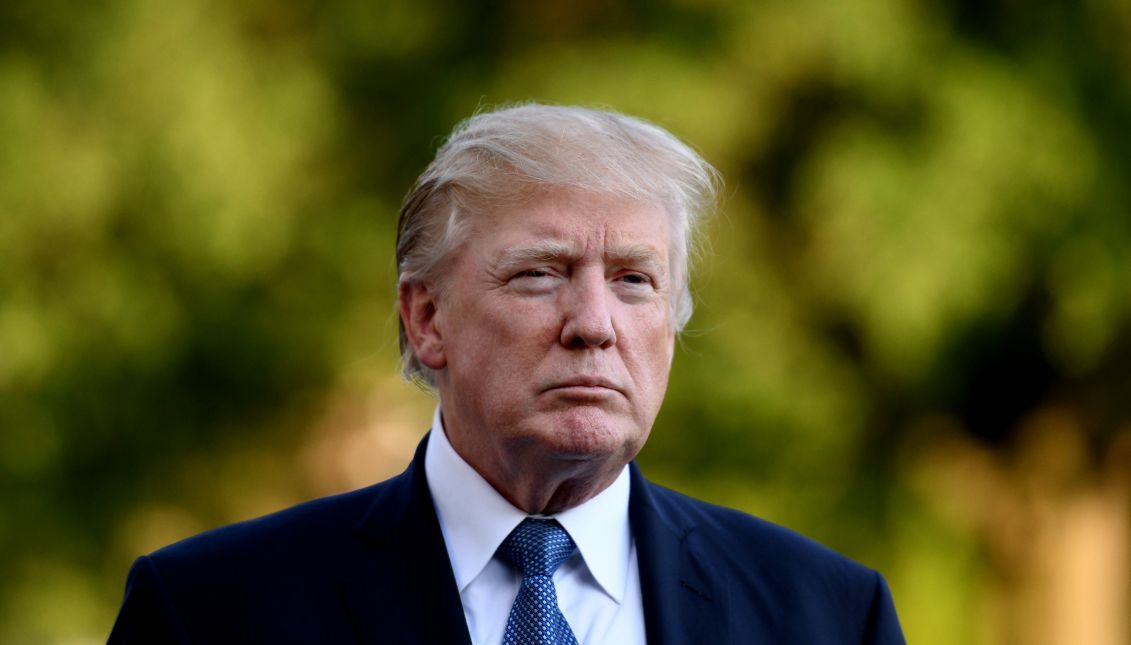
[2,0,1130,643]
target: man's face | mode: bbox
[425,188,676,494]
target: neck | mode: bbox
[446,431,627,515]
[490,461,623,515]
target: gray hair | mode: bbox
[396,103,719,385]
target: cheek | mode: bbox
[447,297,558,371]
[621,310,675,388]
[634,302,676,349]
[643,343,674,396]
[482,299,563,351]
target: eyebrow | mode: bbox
[494,240,666,273]
[495,240,580,270]
[607,243,665,269]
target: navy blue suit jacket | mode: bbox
[109,436,905,643]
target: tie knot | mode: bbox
[500,518,576,578]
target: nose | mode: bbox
[560,271,616,349]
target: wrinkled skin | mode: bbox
[399,189,676,513]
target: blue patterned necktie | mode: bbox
[499,518,580,645]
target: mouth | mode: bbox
[542,376,624,399]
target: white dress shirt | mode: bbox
[424,407,647,645]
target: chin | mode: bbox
[538,407,642,462]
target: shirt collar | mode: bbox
[424,406,633,603]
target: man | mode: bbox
[110,104,905,644]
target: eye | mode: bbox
[511,267,559,281]
[615,271,655,288]
[508,267,563,294]
[611,270,661,302]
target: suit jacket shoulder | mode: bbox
[646,477,879,592]
[109,441,473,645]
[630,466,905,644]
[146,482,380,575]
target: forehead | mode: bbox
[468,189,672,257]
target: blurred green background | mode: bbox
[2,0,1130,642]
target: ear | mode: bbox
[398,278,447,370]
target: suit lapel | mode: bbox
[333,443,730,644]
[630,463,730,645]
[336,435,473,645]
